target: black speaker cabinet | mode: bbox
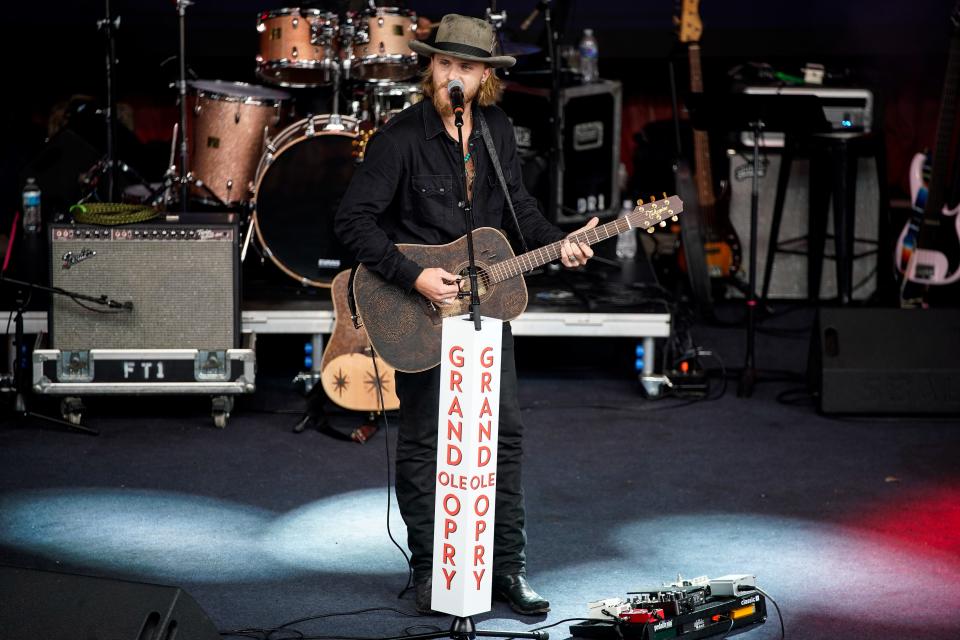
[810,308,960,414]
[49,214,240,350]
[501,80,621,225]
[0,565,221,639]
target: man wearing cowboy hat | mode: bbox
[336,13,597,616]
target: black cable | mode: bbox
[221,607,422,640]
[369,348,414,598]
[753,587,785,640]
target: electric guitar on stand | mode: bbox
[353,196,683,372]
[675,0,743,294]
[894,0,960,304]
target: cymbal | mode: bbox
[495,37,541,57]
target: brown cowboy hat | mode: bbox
[409,14,516,68]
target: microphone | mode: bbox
[447,79,465,120]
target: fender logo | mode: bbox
[61,248,96,269]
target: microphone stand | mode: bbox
[0,275,103,436]
[453,104,482,331]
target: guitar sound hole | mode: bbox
[455,267,490,299]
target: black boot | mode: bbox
[492,574,550,615]
[415,576,442,616]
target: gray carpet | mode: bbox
[1,306,959,639]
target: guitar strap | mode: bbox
[347,265,362,329]
[477,109,530,254]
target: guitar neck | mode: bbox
[688,44,717,212]
[486,196,682,284]
[923,22,960,223]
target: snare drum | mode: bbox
[349,7,418,82]
[186,80,289,206]
[257,8,340,87]
[252,115,360,287]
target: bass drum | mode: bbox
[252,115,360,287]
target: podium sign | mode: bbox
[431,315,503,617]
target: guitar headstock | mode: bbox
[628,194,683,233]
[674,0,702,43]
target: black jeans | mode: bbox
[395,323,527,581]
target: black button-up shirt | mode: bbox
[335,99,566,291]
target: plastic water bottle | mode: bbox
[615,199,637,260]
[22,177,41,233]
[578,28,599,83]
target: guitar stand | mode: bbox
[292,382,380,442]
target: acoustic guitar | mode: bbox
[320,270,400,412]
[353,195,683,372]
[675,0,743,284]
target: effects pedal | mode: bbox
[666,358,708,398]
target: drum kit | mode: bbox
[158,3,427,288]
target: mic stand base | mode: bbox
[382,615,546,640]
[12,399,99,436]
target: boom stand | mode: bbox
[686,93,829,397]
[1,275,104,436]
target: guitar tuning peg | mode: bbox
[649,195,656,203]
[659,220,667,227]
[646,227,655,234]
[672,215,679,222]
[635,199,643,207]
[662,191,668,200]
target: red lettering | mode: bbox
[474,495,490,517]
[438,471,449,486]
[446,419,462,442]
[480,347,495,368]
[449,370,463,393]
[442,567,456,590]
[443,494,461,516]
[446,444,462,466]
[447,396,463,418]
[477,446,491,467]
[475,520,487,541]
[473,569,485,590]
[442,543,456,566]
[480,371,492,393]
[479,397,492,418]
[449,346,465,368]
[444,518,458,539]
[479,420,492,442]
[473,545,485,566]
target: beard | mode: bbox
[432,81,479,118]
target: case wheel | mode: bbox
[60,397,85,425]
[211,395,234,429]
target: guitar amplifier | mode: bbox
[501,79,622,225]
[49,214,240,350]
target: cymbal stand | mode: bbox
[485,4,509,75]
[96,0,120,201]
[176,0,193,212]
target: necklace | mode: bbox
[463,152,471,163]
